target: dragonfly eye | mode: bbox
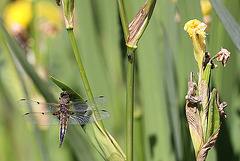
[60,91,70,99]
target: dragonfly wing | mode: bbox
[23,112,60,125]
[69,96,107,111]
[68,110,110,125]
[18,99,59,112]
[85,96,107,109]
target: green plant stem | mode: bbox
[117,0,129,40]
[67,29,93,99]
[67,28,105,128]
[117,1,135,160]
[126,48,135,161]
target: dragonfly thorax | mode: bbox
[59,104,69,112]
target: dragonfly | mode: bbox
[18,91,110,148]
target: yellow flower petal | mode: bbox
[35,1,63,30]
[4,0,32,29]
[184,19,207,79]
[201,0,212,16]
[184,19,207,38]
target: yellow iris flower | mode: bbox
[184,19,207,79]
[4,0,32,29]
[4,0,62,33]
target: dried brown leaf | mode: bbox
[196,124,221,161]
[185,101,204,155]
[127,0,153,48]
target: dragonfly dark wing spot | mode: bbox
[23,112,60,125]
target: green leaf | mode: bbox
[49,75,84,102]
[84,124,125,161]
[209,0,240,51]
[206,89,220,141]
[212,91,220,135]
[202,63,212,85]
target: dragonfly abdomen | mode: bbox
[59,113,69,148]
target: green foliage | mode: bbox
[0,0,240,161]
[49,75,84,102]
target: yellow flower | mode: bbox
[201,0,212,16]
[35,1,63,35]
[184,19,207,79]
[184,19,207,38]
[4,0,32,29]
[35,1,62,30]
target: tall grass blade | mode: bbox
[209,0,240,51]
[0,20,55,102]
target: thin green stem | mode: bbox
[117,0,129,40]
[117,1,135,160]
[67,29,105,128]
[126,48,135,161]
[67,29,93,99]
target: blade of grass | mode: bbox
[0,20,55,102]
[0,20,50,161]
[209,0,240,51]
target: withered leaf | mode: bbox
[198,79,209,139]
[198,79,209,110]
[196,124,221,161]
[185,101,204,155]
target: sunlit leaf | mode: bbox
[49,75,84,102]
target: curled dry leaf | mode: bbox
[196,124,221,161]
[185,101,204,155]
[185,72,201,104]
[216,47,231,67]
[185,81,201,104]
[127,0,153,48]
[213,88,228,118]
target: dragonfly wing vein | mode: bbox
[23,112,60,125]
[68,110,110,125]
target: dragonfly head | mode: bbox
[59,91,70,104]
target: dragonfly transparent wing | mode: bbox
[23,112,60,125]
[69,96,107,111]
[68,110,110,125]
[18,99,59,112]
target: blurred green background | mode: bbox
[0,0,240,161]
